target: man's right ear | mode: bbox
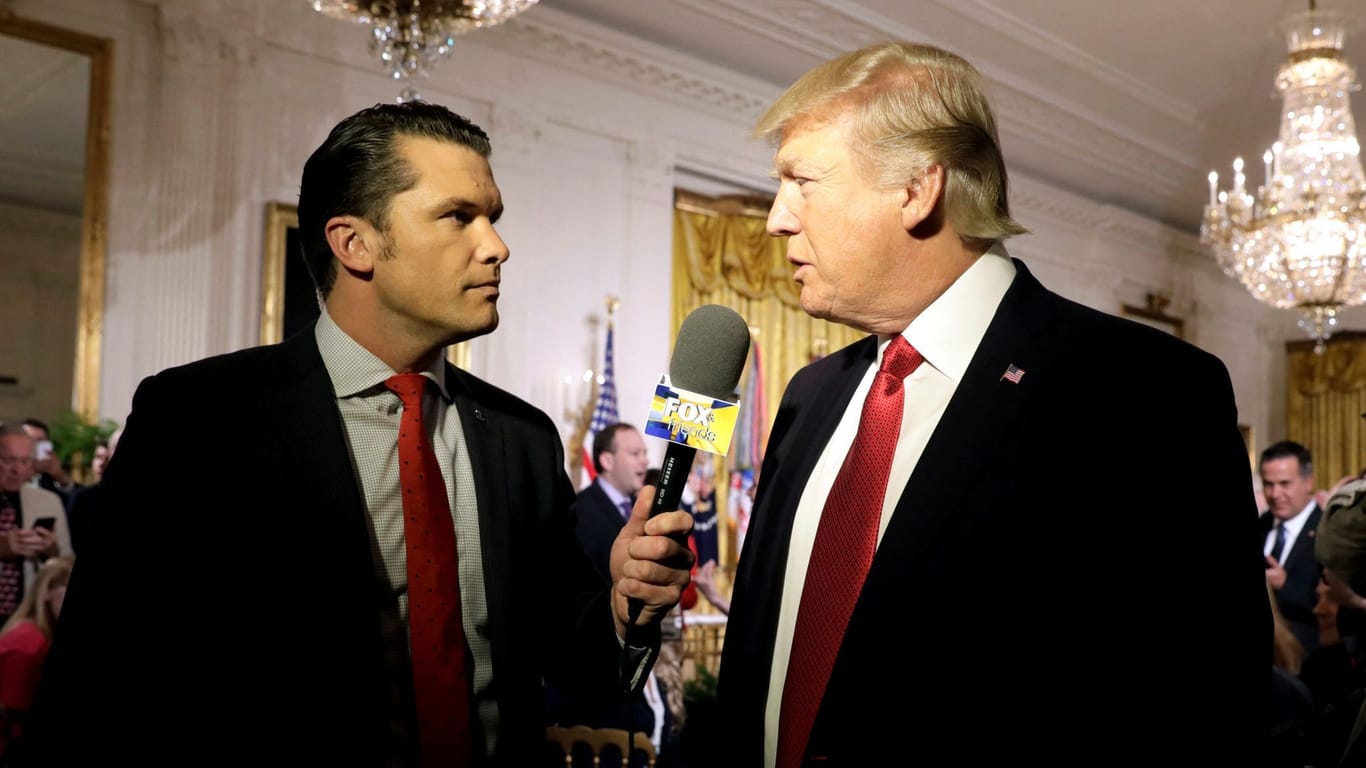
[324,215,376,276]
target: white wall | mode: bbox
[8,0,1312,464]
[0,202,81,425]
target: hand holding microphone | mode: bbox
[608,304,752,635]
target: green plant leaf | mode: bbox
[46,409,119,469]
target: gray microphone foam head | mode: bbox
[669,304,751,399]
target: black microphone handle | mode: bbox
[650,440,697,521]
[626,440,696,628]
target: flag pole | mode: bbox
[566,295,619,486]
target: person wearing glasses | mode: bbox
[0,427,71,628]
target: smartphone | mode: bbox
[35,439,53,461]
[33,517,56,532]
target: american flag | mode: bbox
[1001,364,1025,384]
[581,322,619,484]
[589,323,619,433]
[731,333,765,473]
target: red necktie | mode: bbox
[777,336,923,768]
[0,494,19,616]
[384,373,473,766]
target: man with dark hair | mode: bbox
[716,42,1268,766]
[18,419,75,501]
[1260,439,1325,653]
[33,102,693,767]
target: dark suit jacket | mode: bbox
[31,327,622,767]
[573,482,629,585]
[1260,505,1323,653]
[716,261,1270,766]
[64,482,101,556]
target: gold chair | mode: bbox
[545,724,657,767]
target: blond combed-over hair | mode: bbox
[755,42,1027,248]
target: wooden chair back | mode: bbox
[545,724,657,767]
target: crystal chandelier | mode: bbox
[1201,1,1366,352]
[310,0,540,102]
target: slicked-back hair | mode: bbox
[1260,440,1313,478]
[297,101,492,298]
[755,42,1026,249]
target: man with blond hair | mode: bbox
[716,42,1268,766]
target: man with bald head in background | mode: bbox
[715,42,1269,766]
[574,423,651,583]
[0,427,70,629]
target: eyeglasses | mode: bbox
[0,456,35,467]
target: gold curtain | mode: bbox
[672,190,864,571]
[1287,332,1366,486]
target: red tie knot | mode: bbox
[881,336,923,381]
[384,373,428,409]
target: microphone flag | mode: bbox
[644,375,741,456]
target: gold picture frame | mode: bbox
[1122,292,1184,339]
[259,201,470,369]
[260,202,301,346]
[1239,424,1256,473]
[0,11,113,420]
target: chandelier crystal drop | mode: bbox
[310,0,540,102]
[1200,3,1366,352]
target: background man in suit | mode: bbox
[65,427,120,556]
[1261,439,1325,653]
[0,427,69,628]
[574,423,650,582]
[715,42,1268,766]
[31,102,693,767]
[18,420,76,505]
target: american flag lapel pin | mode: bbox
[1001,364,1025,384]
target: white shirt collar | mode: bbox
[889,241,1016,379]
[314,307,450,401]
[1278,499,1316,536]
[595,477,631,510]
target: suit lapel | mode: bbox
[723,335,874,743]
[1283,505,1321,570]
[262,330,379,613]
[745,337,875,595]
[877,260,1057,550]
[446,365,512,640]
[272,330,370,541]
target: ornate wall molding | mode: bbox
[989,83,1192,204]
[156,2,258,68]
[501,9,772,123]
[914,0,1193,124]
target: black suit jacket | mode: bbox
[65,482,101,556]
[31,327,621,767]
[716,261,1270,766]
[573,482,629,585]
[1260,505,1323,653]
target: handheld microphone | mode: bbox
[627,304,751,627]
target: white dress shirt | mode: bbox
[1264,500,1315,565]
[763,244,1017,768]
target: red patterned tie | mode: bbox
[776,336,923,768]
[384,373,473,766]
[0,494,18,616]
